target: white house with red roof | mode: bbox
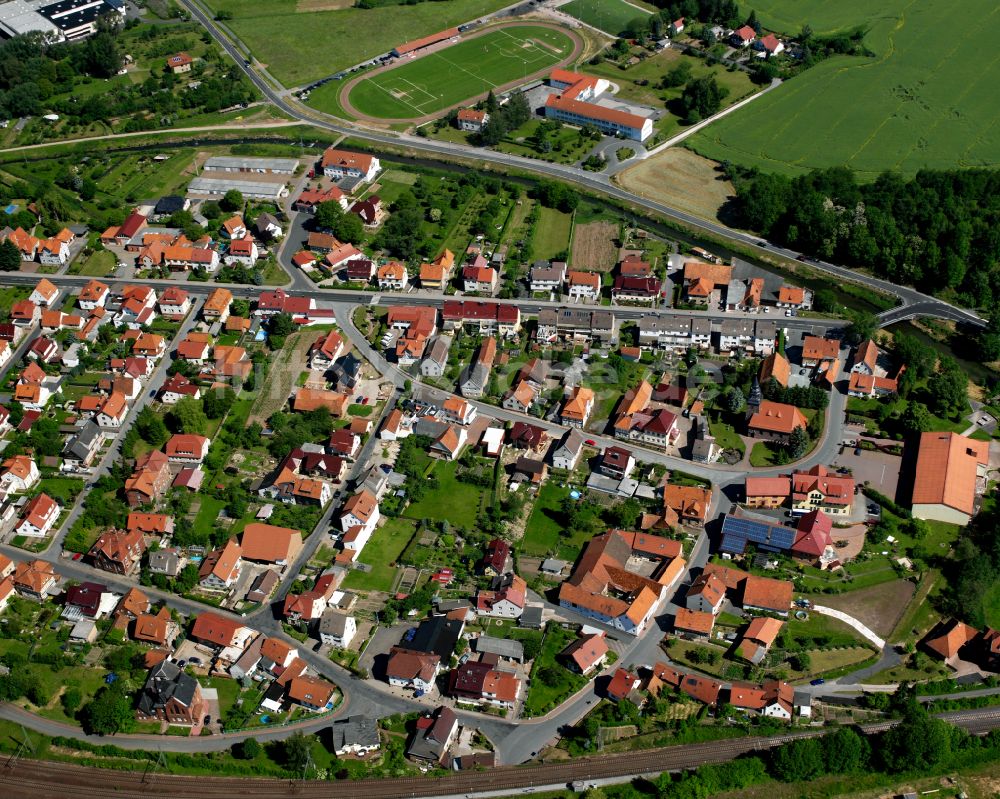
[457,109,489,132]
[755,33,784,55]
[320,147,381,183]
[157,287,191,318]
[731,25,756,46]
[224,237,259,267]
[29,279,59,307]
[15,493,60,538]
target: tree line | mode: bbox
[731,165,1000,314]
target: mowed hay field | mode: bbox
[571,221,619,271]
[201,0,513,86]
[342,26,576,120]
[561,0,651,36]
[690,0,1000,177]
[615,148,735,222]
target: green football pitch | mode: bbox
[342,25,576,120]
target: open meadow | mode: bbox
[202,0,514,86]
[341,25,576,120]
[689,0,1000,177]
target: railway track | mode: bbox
[5,708,1000,799]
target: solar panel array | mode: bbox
[720,514,795,554]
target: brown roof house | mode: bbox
[88,529,145,575]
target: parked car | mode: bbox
[810,678,825,686]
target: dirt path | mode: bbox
[338,20,584,126]
[248,330,316,425]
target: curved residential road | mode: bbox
[171,0,983,329]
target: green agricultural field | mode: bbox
[202,0,515,87]
[690,0,1000,177]
[561,0,651,36]
[341,25,575,120]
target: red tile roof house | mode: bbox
[605,667,641,702]
[910,431,989,526]
[14,493,61,538]
[189,611,249,650]
[386,647,440,692]
[747,400,807,444]
[740,574,794,617]
[320,147,381,183]
[165,434,211,463]
[456,108,489,132]
[923,619,979,666]
[685,572,726,614]
[731,24,756,46]
[288,675,336,710]
[293,186,348,213]
[480,539,511,577]
[124,450,172,507]
[735,616,784,664]
[673,607,715,640]
[448,661,521,709]
[561,632,609,674]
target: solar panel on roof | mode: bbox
[720,515,795,551]
[720,534,748,554]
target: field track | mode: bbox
[339,21,583,125]
[3,709,1000,798]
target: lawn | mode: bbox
[342,517,416,592]
[561,0,650,36]
[402,460,485,529]
[199,676,240,723]
[749,441,782,467]
[69,249,116,277]
[523,624,588,717]
[533,206,573,261]
[35,477,84,506]
[708,417,745,453]
[521,481,594,562]
[496,118,601,166]
[0,285,29,315]
[191,495,227,538]
[689,0,1000,177]
[785,610,867,650]
[203,0,516,87]
[341,25,575,120]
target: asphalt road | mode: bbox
[0,272,849,338]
